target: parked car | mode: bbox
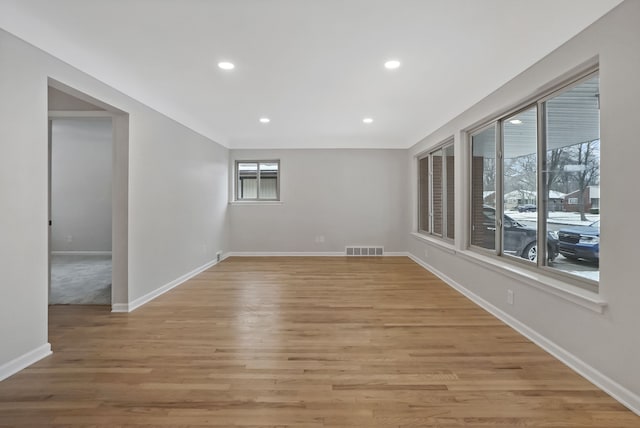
[558,220,599,263]
[480,206,558,262]
[516,204,537,212]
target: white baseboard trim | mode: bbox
[111,303,129,313]
[111,257,221,313]
[407,253,640,416]
[51,251,112,256]
[0,343,52,382]
[226,251,410,257]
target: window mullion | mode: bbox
[496,123,504,257]
[537,101,547,266]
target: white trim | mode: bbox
[457,250,606,313]
[226,251,408,257]
[228,201,284,206]
[48,110,113,118]
[111,303,129,313]
[0,344,52,382]
[411,232,457,254]
[51,251,112,256]
[227,252,344,257]
[407,254,640,416]
[111,256,224,313]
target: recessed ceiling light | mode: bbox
[384,60,401,70]
[218,61,235,70]
[509,119,523,125]
[259,117,270,123]
[363,118,374,124]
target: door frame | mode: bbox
[47,79,129,310]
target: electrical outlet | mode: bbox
[318,235,325,243]
[424,248,429,258]
[507,289,514,305]
[66,235,73,243]
[216,251,222,262]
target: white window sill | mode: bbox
[410,232,456,254]
[457,250,607,313]
[410,232,606,314]
[228,201,283,206]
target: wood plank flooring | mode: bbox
[0,256,637,427]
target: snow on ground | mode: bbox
[506,210,599,226]
[567,270,600,282]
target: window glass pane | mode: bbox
[259,162,279,199]
[445,145,455,240]
[432,149,443,235]
[503,107,537,262]
[544,76,600,283]
[418,156,430,232]
[471,126,496,250]
[237,162,258,199]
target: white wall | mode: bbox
[51,118,112,252]
[0,29,229,373]
[230,149,408,253]
[2,2,638,414]
[407,0,640,409]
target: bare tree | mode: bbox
[483,158,496,192]
[504,153,537,194]
[546,148,566,191]
[567,140,600,221]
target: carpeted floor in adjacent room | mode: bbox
[50,254,111,305]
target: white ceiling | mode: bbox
[0,0,623,149]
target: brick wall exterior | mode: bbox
[471,156,487,247]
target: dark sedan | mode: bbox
[558,220,600,263]
[481,206,559,262]
[516,204,537,212]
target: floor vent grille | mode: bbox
[345,246,384,256]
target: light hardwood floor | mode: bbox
[0,257,637,427]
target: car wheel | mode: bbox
[523,242,537,262]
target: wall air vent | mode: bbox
[345,246,384,256]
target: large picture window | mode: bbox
[544,75,600,283]
[418,140,454,240]
[469,72,600,287]
[235,160,280,201]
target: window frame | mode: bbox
[468,122,499,256]
[418,138,455,241]
[234,160,281,202]
[467,67,600,291]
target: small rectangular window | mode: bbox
[236,160,280,201]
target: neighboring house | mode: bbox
[563,186,600,213]
[487,190,565,211]
[483,190,496,206]
[504,190,536,210]
[548,190,566,211]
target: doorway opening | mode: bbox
[47,80,129,311]
[49,116,113,304]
